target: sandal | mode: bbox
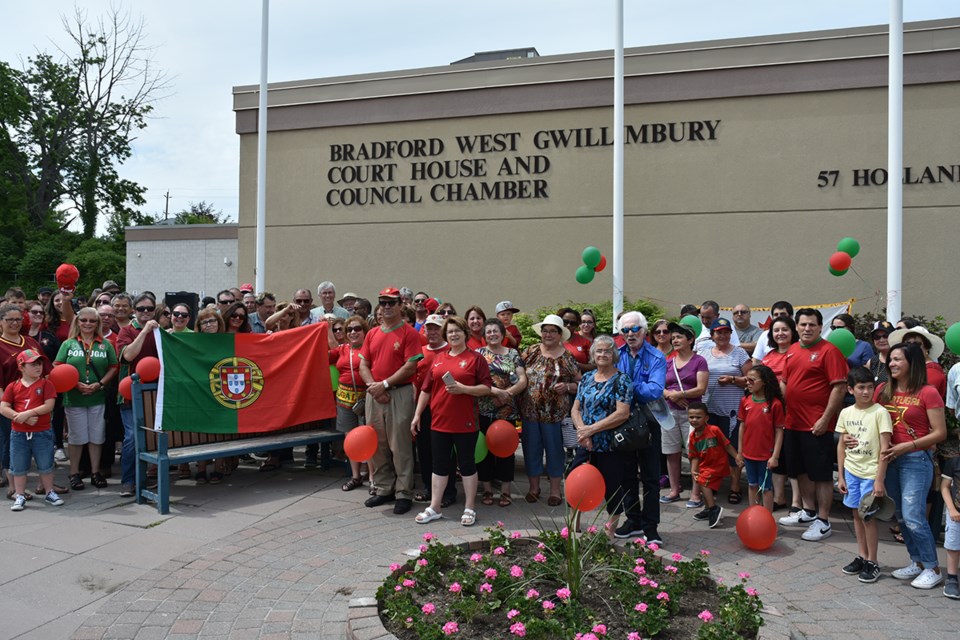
[893,532,905,544]
[69,474,86,491]
[91,473,108,489]
[208,471,224,485]
[416,507,443,524]
[728,491,742,505]
[414,491,431,503]
[342,477,364,492]
[440,495,456,509]
[40,483,69,495]
[481,491,495,506]
[7,489,32,501]
[524,490,540,503]
[195,471,208,484]
[460,508,477,527]
[499,493,512,507]
[547,495,563,507]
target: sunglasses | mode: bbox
[294,299,311,304]
[653,329,670,335]
[29,310,44,315]
[563,320,578,327]
[172,311,190,319]
[135,306,155,313]
[620,326,643,334]
[218,299,235,305]
[379,299,400,307]
[347,326,363,333]
[231,314,247,321]
[78,318,98,324]
[333,326,344,332]
[161,311,171,317]
[414,298,427,304]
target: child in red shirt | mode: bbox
[1,349,60,511]
[736,364,785,512]
[688,402,741,528]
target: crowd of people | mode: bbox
[1,281,959,599]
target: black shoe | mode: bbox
[364,493,395,507]
[693,508,711,521]
[614,520,644,539]
[708,505,723,529]
[842,556,865,575]
[858,560,880,583]
[643,530,663,546]
[393,498,412,515]
[440,494,457,509]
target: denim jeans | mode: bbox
[120,406,135,486]
[885,450,938,567]
[521,420,565,478]
[10,428,55,475]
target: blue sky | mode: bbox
[1,1,956,227]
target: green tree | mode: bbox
[175,200,228,225]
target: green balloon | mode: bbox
[475,432,488,463]
[827,327,856,358]
[837,237,860,258]
[945,322,960,354]
[575,265,595,284]
[329,365,339,391]
[581,246,602,269]
[829,266,848,277]
[679,314,702,337]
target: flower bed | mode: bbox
[376,522,763,640]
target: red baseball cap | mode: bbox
[239,283,254,293]
[424,298,440,313]
[17,349,43,365]
[378,287,401,299]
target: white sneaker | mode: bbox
[44,491,64,506]
[10,494,26,511]
[54,448,68,463]
[910,568,944,590]
[801,518,832,541]
[778,509,816,526]
[892,562,923,580]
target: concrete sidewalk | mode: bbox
[1,457,956,640]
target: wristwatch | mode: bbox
[383,380,390,390]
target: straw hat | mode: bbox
[533,314,570,341]
[889,326,944,361]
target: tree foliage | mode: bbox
[175,200,228,225]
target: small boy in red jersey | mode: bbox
[688,402,741,528]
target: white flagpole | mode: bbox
[255,0,270,293]
[612,0,625,322]
[886,0,903,322]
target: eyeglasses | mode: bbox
[580,319,595,325]
[594,349,614,356]
[218,299,234,305]
[733,310,750,316]
[2,317,23,323]
[199,319,218,327]
[620,326,643,334]
[29,310,44,316]
[379,299,400,307]
[653,329,670,335]
[294,298,311,304]
[346,326,363,333]
[172,311,190,319]
[78,318,98,324]
[540,326,560,334]
[135,306,155,313]
[414,298,427,304]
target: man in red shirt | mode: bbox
[359,287,424,515]
[778,308,848,541]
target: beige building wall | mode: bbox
[234,20,960,319]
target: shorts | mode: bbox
[661,407,691,455]
[10,429,55,476]
[336,404,362,433]
[946,516,960,552]
[430,430,478,477]
[65,405,106,445]
[841,469,875,510]
[783,429,835,482]
[694,467,726,492]
[743,458,773,491]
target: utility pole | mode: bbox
[164,190,171,220]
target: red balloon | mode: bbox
[136,356,161,382]
[486,419,520,457]
[344,425,378,461]
[594,255,607,272]
[829,251,852,272]
[49,365,79,393]
[118,376,133,402]
[735,505,778,550]
[565,463,606,512]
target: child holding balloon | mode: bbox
[835,366,892,584]
[736,365,785,513]
[688,402,741,529]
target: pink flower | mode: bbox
[560,527,569,539]
[419,544,428,553]
[747,587,759,597]
[587,525,598,534]
[578,634,599,640]
[394,585,402,591]
[479,582,493,594]
[634,537,646,546]
[510,565,524,578]
[556,587,571,601]
[656,591,669,602]
[423,532,434,542]
[402,579,416,588]
[638,577,650,586]
[665,565,678,574]
[739,572,751,580]
[700,549,711,556]
[510,531,522,539]
[406,617,413,623]
[648,543,659,552]
[537,542,546,549]
[542,600,555,610]
[628,633,642,640]
[592,623,607,635]
[422,603,436,615]
[493,546,506,556]
[633,565,646,576]
[484,568,498,579]
[698,610,714,622]
[635,557,645,565]
[470,553,483,563]
[497,520,505,528]
[417,559,428,566]
[671,553,683,561]
[533,552,547,563]
[510,621,527,637]
[449,582,462,593]
[389,563,400,571]
[648,580,659,589]
[635,602,648,613]
[717,577,724,583]
[442,621,459,635]
[525,588,539,599]
[507,609,520,620]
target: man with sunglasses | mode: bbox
[613,311,667,544]
[215,290,236,316]
[731,304,762,355]
[359,287,424,515]
[292,289,317,327]
[115,293,160,497]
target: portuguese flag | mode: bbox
[154,324,335,433]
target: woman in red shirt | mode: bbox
[464,306,486,352]
[411,316,492,527]
[330,316,370,491]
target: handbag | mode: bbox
[609,400,658,452]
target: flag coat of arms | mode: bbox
[154,324,335,433]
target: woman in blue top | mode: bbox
[571,335,632,537]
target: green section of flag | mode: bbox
[157,331,236,433]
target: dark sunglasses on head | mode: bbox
[620,326,643,334]
[172,311,190,319]
[135,305,155,313]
